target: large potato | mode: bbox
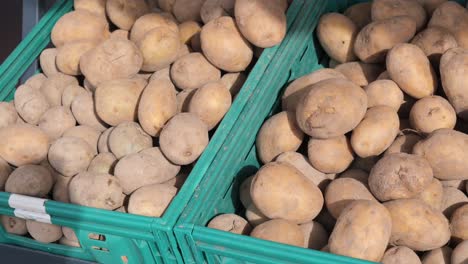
[250,219,304,247]
[63,125,101,155]
[40,73,78,107]
[127,183,177,217]
[369,153,433,201]
[385,134,422,155]
[56,41,97,76]
[137,27,180,72]
[381,246,421,264]
[335,62,383,87]
[26,221,62,243]
[365,80,404,111]
[409,96,456,134]
[38,106,76,140]
[179,21,201,45]
[296,78,367,139]
[108,122,152,159]
[201,0,234,24]
[130,13,178,43]
[344,2,372,29]
[428,1,468,48]
[39,48,59,77]
[0,124,49,166]
[61,85,88,109]
[106,0,149,30]
[24,73,47,90]
[201,16,253,72]
[384,198,450,251]
[308,135,354,174]
[170,53,221,90]
[354,16,416,63]
[452,240,468,264]
[371,0,427,31]
[421,247,453,264]
[5,165,53,197]
[53,174,73,203]
[14,85,50,125]
[1,216,27,235]
[441,187,468,218]
[0,102,17,129]
[450,204,468,243]
[329,200,392,262]
[250,161,323,224]
[417,178,444,211]
[71,93,107,131]
[300,221,328,250]
[48,136,95,177]
[87,152,117,174]
[74,0,106,16]
[207,214,252,235]
[172,0,204,22]
[411,27,458,67]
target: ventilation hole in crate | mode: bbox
[121,256,128,264]
[91,246,109,252]
[88,233,106,241]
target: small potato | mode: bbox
[354,16,416,63]
[0,102,18,128]
[308,135,354,174]
[53,174,73,203]
[256,111,304,164]
[0,157,11,191]
[24,73,47,90]
[5,165,52,197]
[95,78,147,126]
[137,27,180,72]
[417,178,444,210]
[106,0,149,30]
[110,29,129,40]
[69,172,125,210]
[201,16,253,72]
[339,169,369,184]
[97,127,114,153]
[317,13,358,63]
[452,240,468,264]
[201,0,234,24]
[173,0,204,22]
[39,48,59,77]
[0,124,49,166]
[441,187,467,218]
[250,219,304,247]
[351,106,400,158]
[429,1,468,49]
[381,246,421,264]
[220,72,246,97]
[251,162,324,224]
[74,0,106,16]
[51,10,109,47]
[421,247,452,264]
[299,221,328,250]
[130,13,178,43]
[61,85,88,109]
[208,214,252,235]
[296,78,367,139]
[371,0,427,31]
[159,113,209,165]
[63,125,101,155]
[128,183,176,217]
[245,204,269,227]
[108,122,152,159]
[56,41,97,76]
[239,176,253,207]
[335,62,383,87]
[59,237,80,247]
[409,96,456,133]
[71,93,107,131]
[384,198,450,251]
[176,89,196,113]
[281,68,347,112]
[170,53,221,90]
[369,153,433,201]
[377,70,390,80]
[450,204,468,243]
[26,221,62,243]
[62,226,78,242]
[344,2,372,29]
[1,216,27,235]
[411,27,458,67]
[329,200,392,262]
[40,73,78,107]
[38,106,76,140]
[39,159,60,184]
[87,152,117,174]
[365,80,404,111]
[384,134,422,155]
[48,136,95,177]
[14,85,50,125]
[179,21,201,45]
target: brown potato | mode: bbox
[377,70,390,80]
[452,240,468,264]
[0,157,11,191]
[421,247,452,264]
[63,126,101,155]
[308,135,354,174]
[429,1,468,48]
[71,93,107,131]
[74,0,106,16]
[365,80,404,111]
[56,41,97,76]
[384,198,450,251]
[158,0,175,12]
[335,62,383,87]
[130,13,178,43]
[299,221,328,250]
[417,178,444,210]
[385,134,422,155]
[176,89,196,113]
[61,85,88,109]
[179,21,201,45]
[201,0,234,24]
[329,200,392,262]
[137,27,180,72]
[108,122,152,159]
[60,237,80,247]
[40,73,78,107]
[24,73,47,90]
[97,127,114,153]
[150,67,171,82]
[0,102,18,129]
[339,168,369,184]
[417,0,448,15]
[220,72,246,97]
[441,187,468,218]
[39,48,59,77]
[39,158,60,184]
[26,221,62,243]
[411,27,458,67]
[450,204,468,243]
[48,136,95,177]
[127,183,176,217]
[172,0,204,22]
[409,96,456,134]
[5,165,52,197]
[62,226,78,242]
[14,84,50,125]
[381,246,421,264]
[110,29,129,40]
[38,106,76,140]
[161,165,189,189]
[208,214,252,235]
[245,204,269,227]
[441,180,466,191]
[53,174,73,203]
[239,176,253,207]
[87,152,117,174]
[171,53,221,90]
[344,2,372,29]
[250,219,304,247]
[106,0,149,30]
[1,216,27,235]
[371,0,427,31]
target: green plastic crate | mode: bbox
[0,0,307,263]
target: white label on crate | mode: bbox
[8,194,47,214]
[13,209,51,224]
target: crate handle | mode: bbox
[8,194,51,223]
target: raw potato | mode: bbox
[130,13,178,43]
[344,2,372,29]
[56,41,97,75]
[138,79,177,136]
[441,180,466,191]
[0,157,11,191]
[354,16,416,63]
[384,198,450,251]
[417,178,444,210]
[250,162,324,224]
[452,240,468,264]
[159,113,209,165]
[38,106,76,140]
[127,183,177,217]
[221,72,246,97]
[171,53,221,90]
[26,221,62,243]
[441,187,468,218]
[421,247,452,264]
[106,0,149,30]
[0,124,49,166]
[110,29,129,40]
[108,122,153,159]
[409,96,456,134]
[281,68,347,112]
[308,135,354,174]
[413,129,468,180]
[137,26,180,72]
[51,10,109,47]
[385,134,422,155]
[83,79,96,93]
[80,38,143,87]
[239,176,253,207]
[62,226,78,242]
[158,0,175,12]
[62,85,88,109]
[63,125,101,155]
[365,80,404,111]
[207,214,252,235]
[411,27,458,67]
[88,152,117,174]
[39,48,59,77]
[14,85,50,125]
[39,159,60,183]
[450,204,468,242]
[48,136,95,177]
[24,73,47,90]
[335,62,383,87]
[369,153,433,201]
[95,78,147,126]
[381,246,421,264]
[250,219,305,247]
[74,0,106,16]
[97,127,114,153]
[163,166,190,189]
[371,0,427,31]
[71,93,107,131]
[60,237,80,247]
[0,102,18,129]
[188,81,232,130]
[1,216,27,235]
[176,89,196,113]
[53,174,73,203]
[417,0,448,15]
[351,155,379,172]
[173,0,204,22]
[40,73,78,107]
[5,165,52,197]
[296,78,367,139]
[256,111,304,164]
[201,0,234,24]
[429,1,468,49]
[69,172,125,210]
[179,21,201,46]
[245,204,269,227]
[339,169,369,184]
[300,221,328,250]
[316,13,358,63]
[329,200,392,262]
[201,16,253,72]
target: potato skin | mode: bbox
[130,13,178,43]
[201,0,234,24]
[411,27,458,67]
[40,73,78,107]
[137,27,180,72]
[308,135,354,174]
[441,187,468,218]
[365,80,404,111]
[74,0,106,16]
[450,204,468,242]
[26,221,62,243]
[335,62,383,87]
[179,21,201,45]
[56,41,97,76]
[127,183,177,217]
[24,73,47,90]
[417,178,444,211]
[220,72,246,97]
[208,214,252,235]
[429,1,468,49]
[48,136,95,177]
[5,165,53,197]
[106,0,149,30]
[63,125,101,155]
[108,122,152,159]
[385,134,422,156]
[38,106,76,140]
[53,174,73,203]
[1,216,27,235]
[452,240,468,264]
[171,53,221,90]
[344,2,372,29]
[329,200,392,262]
[39,48,59,77]
[173,0,204,22]
[421,247,453,264]
[409,96,456,134]
[14,85,50,125]
[62,84,88,109]
[371,0,427,31]
[250,219,305,247]
[381,246,421,264]
[300,221,329,250]
[71,93,108,132]
[384,198,450,251]
[245,204,269,227]
[88,152,117,175]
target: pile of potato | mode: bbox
[0,0,288,245]
[207,0,468,263]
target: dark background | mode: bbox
[0,1,22,63]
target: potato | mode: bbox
[172,0,204,22]
[344,2,372,29]
[178,21,201,46]
[354,16,416,63]
[441,180,466,191]
[384,198,450,251]
[137,26,180,72]
[110,29,129,40]
[338,168,369,184]
[0,124,49,166]
[308,135,354,174]
[160,113,209,165]
[106,0,149,30]
[56,41,97,76]
[49,136,94,177]
[69,172,124,210]
[409,96,456,134]
[220,72,246,97]
[108,122,152,159]
[80,39,143,87]
[245,204,269,227]
[59,237,80,247]
[413,129,468,180]
[71,93,107,132]
[381,246,421,264]
[385,134,422,155]
[452,240,468,264]
[0,157,11,191]
[201,0,234,24]
[0,102,18,129]
[130,13,178,42]
[417,178,444,211]
[74,0,106,16]
[1,216,27,235]
[365,80,404,111]
[64,126,101,155]
[201,16,253,72]
[62,85,88,109]
[450,204,468,243]
[251,162,323,224]
[170,53,220,90]
[317,13,358,63]
[239,175,253,207]
[208,214,252,235]
[42,74,79,108]
[371,0,427,31]
[39,158,60,183]
[428,1,468,49]
[411,27,458,67]
[38,106,76,140]
[51,10,109,47]
[250,219,304,247]
[24,73,47,90]
[158,0,175,12]
[176,89,196,113]
[421,247,452,264]
[97,127,113,153]
[335,62,383,87]
[369,153,433,201]
[417,0,448,15]
[162,166,189,189]
[299,221,328,250]
[26,221,62,243]
[14,85,50,125]
[5,165,52,197]
[88,153,117,174]
[281,69,347,112]
[62,226,78,242]
[190,31,202,52]
[329,200,392,262]
[128,183,176,216]
[377,70,390,80]
[39,48,59,77]
[441,187,468,218]
[53,174,73,203]
[296,78,367,139]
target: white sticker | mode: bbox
[8,194,47,214]
[13,209,51,224]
